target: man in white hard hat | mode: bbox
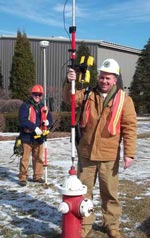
[63,58,137,238]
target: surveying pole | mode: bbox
[69,0,76,167]
[40,40,49,185]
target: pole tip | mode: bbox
[69,166,77,175]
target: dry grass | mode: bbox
[119,180,150,238]
[87,180,150,238]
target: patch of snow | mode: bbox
[0,120,150,237]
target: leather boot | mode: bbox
[107,229,121,238]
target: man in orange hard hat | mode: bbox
[18,84,53,186]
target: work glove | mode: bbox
[67,68,76,82]
[42,120,49,126]
[35,127,42,136]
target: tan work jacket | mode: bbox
[63,83,137,161]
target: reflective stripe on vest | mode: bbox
[108,90,126,135]
[28,105,36,123]
[40,106,48,131]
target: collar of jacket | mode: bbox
[28,97,44,111]
[103,85,118,108]
[91,84,118,108]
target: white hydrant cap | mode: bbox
[58,202,70,214]
[57,166,87,196]
[80,198,94,217]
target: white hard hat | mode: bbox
[98,58,120,76]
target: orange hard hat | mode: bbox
[31,84,44,94]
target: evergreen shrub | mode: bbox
[2,111,71,132]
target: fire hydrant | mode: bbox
[57,166,94,238]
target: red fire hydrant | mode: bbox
[57,166,94,238]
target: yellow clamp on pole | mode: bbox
[34,130,50,139]
[16,138,22,146]
[78,56,94,83]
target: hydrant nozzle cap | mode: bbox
[80,199,94,217]
[58,202,69,214]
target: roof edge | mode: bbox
[0,35,141,53]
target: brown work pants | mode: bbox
[19,142,44,181]
[78,158,121,237]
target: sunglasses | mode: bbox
[32,93,42,97]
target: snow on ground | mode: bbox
[0,119,150,237]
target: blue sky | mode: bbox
[0,0,150,50]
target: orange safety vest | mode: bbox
[28,105,48,130]
[79,89,126,135]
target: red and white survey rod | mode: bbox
[69,0,76,166]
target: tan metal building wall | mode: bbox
[97,41,140,93]
[0,36,140,110]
